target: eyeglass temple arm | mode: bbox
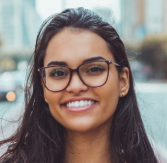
[109,60,125,70]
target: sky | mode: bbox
[36,0,121,23]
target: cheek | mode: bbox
[94,71,120,119]
[106,71,120,104]
[44,89,63,116]
[104,75,120,103]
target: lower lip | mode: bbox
[63,102,97,112]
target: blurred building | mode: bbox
[121,0,167,40]
[0,0,41,49]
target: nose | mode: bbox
[66,72,88,94]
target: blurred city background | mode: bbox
[0,0,167,161]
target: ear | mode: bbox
[41,80,48,103]
[119,67,130,97]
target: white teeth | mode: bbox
[75,101,79,107]
[66,100,96,108]
[80,100,84,107]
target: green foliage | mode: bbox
[138,35,167,79]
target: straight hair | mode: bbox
[0,7,158,163]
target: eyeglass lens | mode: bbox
[42,61,108,91]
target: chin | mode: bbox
[62,122,95,132]
[63,120,103,133]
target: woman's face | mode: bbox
[43,28,129,132]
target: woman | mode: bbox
[0,7,158,163]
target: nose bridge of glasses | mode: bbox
[69,65,80,77]
[68,66,85,85]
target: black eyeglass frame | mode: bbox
[38,60,124,92]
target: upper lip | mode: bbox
[62,97,98,105]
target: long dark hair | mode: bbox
[0,7,158,163]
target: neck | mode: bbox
[63,123,113,163]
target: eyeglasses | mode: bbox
[38,60,123,92]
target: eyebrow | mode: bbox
[82,56,106,63]
[47,56,106,67]
[47,61,67,66]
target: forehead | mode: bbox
[44,28,115,67]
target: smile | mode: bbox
[66,100,95,108]
[62,98,98,112]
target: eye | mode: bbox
[86,65,105,73]
[50,69,68,77]
[90,67,103,72]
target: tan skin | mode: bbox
[43,28,129,163]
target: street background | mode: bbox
[0,0,167,162]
